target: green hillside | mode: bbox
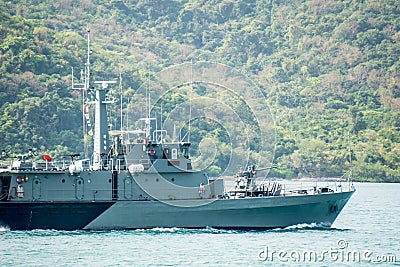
[0,0,399,182]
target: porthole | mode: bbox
[156,178,159,182]
[108,179,112,183]
[171,178,175,182]
[61,179,65,183]
[35,180,39,184]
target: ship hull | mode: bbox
[0,202,115,230]
[0,190,354,230]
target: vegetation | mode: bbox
[0,0,399,182]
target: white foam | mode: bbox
[284,222,331,230]
[0,226,10,232]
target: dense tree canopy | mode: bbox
[0,0,399,182]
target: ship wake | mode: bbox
[0,225,10,232]
[272,222,349,232]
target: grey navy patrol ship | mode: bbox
[0,32,355,230]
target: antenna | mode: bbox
[148,70,151,118]
[188,60,193,143]
[86,29,91,91]
[160,103,163,131]
[348,131,352,186]
[188,99,191,143]
[119,71,123,132]
[172,124,176,143]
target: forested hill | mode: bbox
[0,0,399,182]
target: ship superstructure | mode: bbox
[0,32,355,230]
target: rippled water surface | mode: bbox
[1,183,399,266]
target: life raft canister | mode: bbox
[148,147,156,156]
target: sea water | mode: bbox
[0,183,399,266]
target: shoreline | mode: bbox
[220,176,399,183]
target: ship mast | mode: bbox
[84,29,92,158]
[72,29,116,169]
[71,29,92,158]
[92,81,116,170]
[82,30,116,170]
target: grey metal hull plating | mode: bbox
[83,190,354,230]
